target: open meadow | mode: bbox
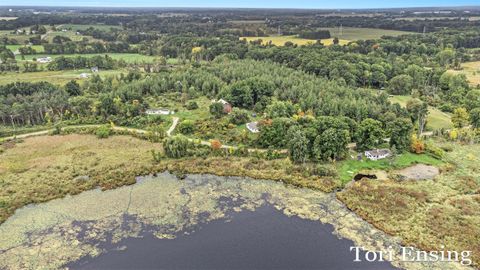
[241,35,349,46]
[0,69,126,85]
[389,95,453,130]
[448,60,480,86]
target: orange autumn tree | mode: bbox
[410,134,425,154]
[211,140,222,150]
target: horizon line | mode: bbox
[1,5,480,10]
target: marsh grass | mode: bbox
[0,134,338,224]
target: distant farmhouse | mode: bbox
[146,108,174,115]
[79,73,90,79]
[36,57,52,63]
[246,122,260,133]
[213,99,232,114]
[364,149,391,161]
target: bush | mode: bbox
[186,101,199,110]
[313,164,338,177]
[178,120,195,135]
[163,135,191,158]
[95,125,111,139]
[229,108,250,125]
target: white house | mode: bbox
[79,73,90,78]
[37,57,52,63]
[246,122,260,133]
[146,109,174,115]
[364,149,391,161]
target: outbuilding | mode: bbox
[364,149,391,161]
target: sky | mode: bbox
[1,0,480,9]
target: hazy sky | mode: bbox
[1,0,479,9]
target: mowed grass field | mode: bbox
[241,35,349,46]
[6,44,45,53]
[319,27,411,40]
[389,95,453,130]
[14,53,176,64]
[0,69,126,85]
[0,17,18,21]
[448,60,480,86]
[58,24,122,31]
[241,27,412,47]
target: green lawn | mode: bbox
[389,95,453,130]
[337,152,443,184]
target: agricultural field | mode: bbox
[241,27,411,47]
[58,24,123,31]
[241,35,349,46]
[389,95,453,130]
[448,60,480,86]
[319,27,412,40]
[14,53,176,64]
[6,44,45,53]
[0,17,17,21]
[0,69,126,85]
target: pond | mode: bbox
[0,173,466,270]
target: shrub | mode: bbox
[163,135,191,158]
[313,164,338,177]
[211,140,222,150]
[229,108,250,125]
[178,120,195,135]
[186,101,199,110]
[95,125,111,139]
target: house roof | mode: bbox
[365,149,391,156]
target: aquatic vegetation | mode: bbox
[0,173,470,269]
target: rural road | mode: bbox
[167,117,179,136]
[0,121,440,153]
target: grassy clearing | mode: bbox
[338,141,480,267]
[6,44,45,53]
[241,35,349,46]
[389,95,453,130]
[319,27,411,40]
[448,60,480,86]
[0,69,126,85]
[337,152,443,184]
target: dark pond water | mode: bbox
[69,204,398,270]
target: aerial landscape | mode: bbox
[0,0,479,269]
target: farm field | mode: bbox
[58,24,123,31]
[0,69,126,85]
[448,60,480,86]
[389,95,453,130]
[241,27,412,47]
[14,53,177,64]
[319,27,411,40]
[241,35,349,46]
[0,17,17,21]
[6,44,45,53]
